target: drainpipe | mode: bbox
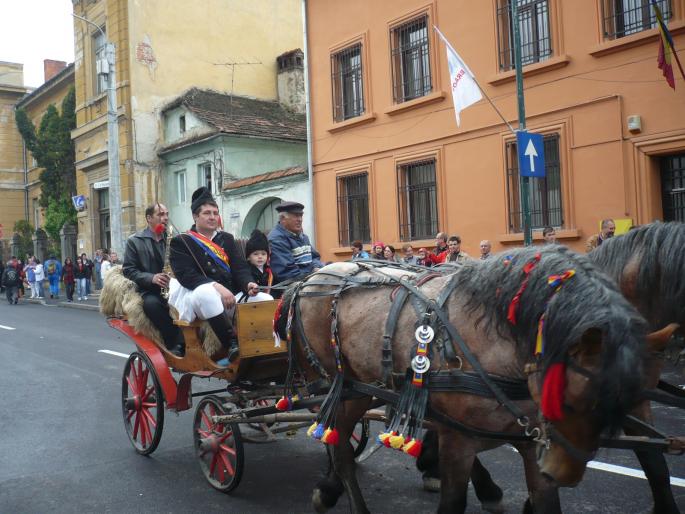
[301,0,316,244]
[22,140,29,222]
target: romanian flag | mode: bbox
[651,0,685,89]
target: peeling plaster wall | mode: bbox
[126,0,304,226]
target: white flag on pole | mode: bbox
[435,27,482,126]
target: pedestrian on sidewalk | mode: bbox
[45,255,62,299]
[62,257,75,302]
[81,253,93,295]
[94,249,103,290]
[100,253,112,283]
[34,259,45,298]
[2,257,22,304]
[25,258,37,298]
[74,257,88,301]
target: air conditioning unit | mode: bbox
[96,58,109,75]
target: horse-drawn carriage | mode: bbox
[103,222,685,513]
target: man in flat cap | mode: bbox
[268,201,323,281]
[169,187,258,362]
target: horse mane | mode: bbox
[589,221,685,329]
[455,245,646,430]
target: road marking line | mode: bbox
[587,460,685,487]
[98,349,130,358]
[0,324,16,330]
[507,445,685,487]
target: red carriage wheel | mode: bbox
[194,396,244,493]
[351,418,370,458]
[121,351,165,455]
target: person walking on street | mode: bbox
[94,249,103,290]
[81,253,93,295]
[25,258,37,298]
[586,219,615,252]
[45,255,62,298]
[34,259,45,298]
[2,258,22,304]
[62,257,75,302]
[268,201,323,282]
[74,257,88,301]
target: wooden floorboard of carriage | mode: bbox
[0,300,683,513]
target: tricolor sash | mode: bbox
[186,230,231,274]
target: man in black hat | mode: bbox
[123,203,185,355]
[268,201,323,281]
[169,187,258,362]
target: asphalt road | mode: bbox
[0,300,684,513]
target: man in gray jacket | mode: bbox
[268,201,323,282]
[123,203,184,356]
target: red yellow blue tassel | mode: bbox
[402,438,422,457]
[321,427,340,445]
[275,394,298,411]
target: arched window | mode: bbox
[242,197,282,237]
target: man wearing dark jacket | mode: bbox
[268,201,323,281]
[2,257,21,304]
[123,203,185,356]
[169,187,257,362]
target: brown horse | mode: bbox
[465,222,684,514]
[280,245,647,513]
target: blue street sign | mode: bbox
[72,195,86,211]
[516,131,545,178]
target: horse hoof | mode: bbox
[312,489,329,513]
[422,475,441,492]
[482,500,505,514]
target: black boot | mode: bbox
[207,312,239,361]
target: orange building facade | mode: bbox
[305,0,685,260]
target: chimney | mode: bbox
[276,49,305,114]
[44,60,67,82]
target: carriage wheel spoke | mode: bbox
[218,450,235,476]
[219,444,236,457]
[132,411,140,440]
[141,406,157,428]
[200,410,213,430]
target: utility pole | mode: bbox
[511,1,533,246]
[73,14,122,255]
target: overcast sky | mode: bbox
[1,0,75,88]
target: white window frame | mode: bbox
[176,170,187,203]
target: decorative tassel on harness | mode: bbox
[307,296,345,446]
[535,270,576,422]
[378,322,433,458]
[507,252,541,325]
[275,289,301,412]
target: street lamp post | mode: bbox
[72,13,122,255]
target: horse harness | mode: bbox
[283,260,597,463]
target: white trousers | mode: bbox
[169,279,226,322]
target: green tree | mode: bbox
[12,220,34,260]
[15,86,77,241]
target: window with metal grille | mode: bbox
[506,134,563,232]
[661,153,685,222]
[337,173,370,246]
[496,0,552,71]
[602,0,671,40]
[331,44,364,122]
[397,159,438,241]
[391,15,432,103]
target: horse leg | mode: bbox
[437,429,476,514]
[513,442,561,514]
[631,449,680,514]
[312,398,371,514]
[471,457,505,513]
[416,429,441,492]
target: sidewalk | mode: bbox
[22,290,100,311]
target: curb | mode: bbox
[57,301,100,312]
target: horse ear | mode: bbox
[646,323,679,353]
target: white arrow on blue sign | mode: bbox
[516,131,545,178]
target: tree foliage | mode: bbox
[15,86,77,241]
[12,220,35,260]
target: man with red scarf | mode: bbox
[169,187,258,362]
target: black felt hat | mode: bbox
[245,229,270,257]
[275,201,305,214]
[190,186,216,213]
